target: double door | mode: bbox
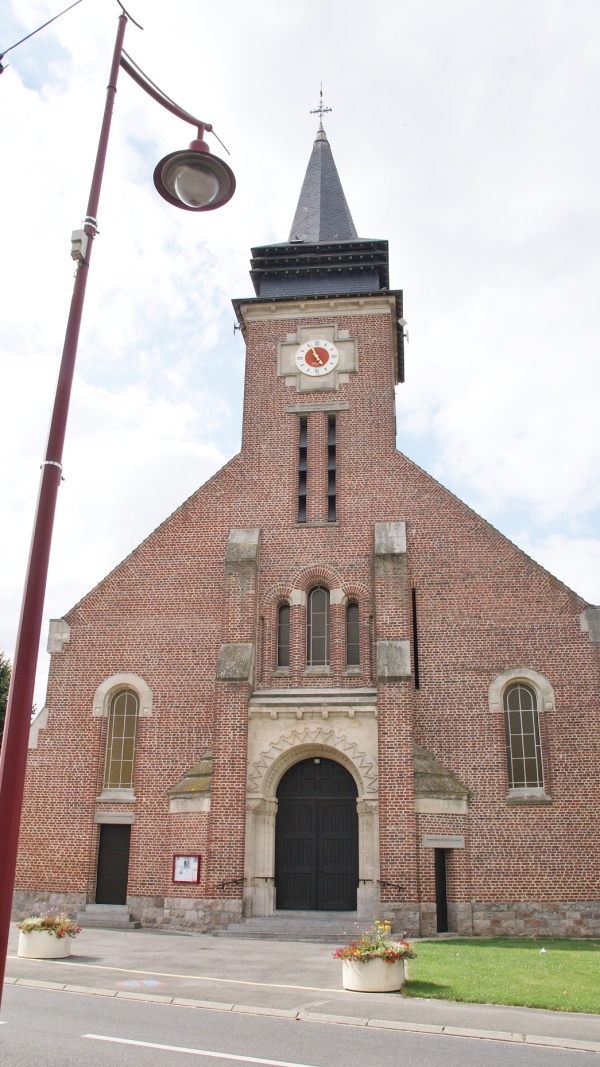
[275,758,358,911]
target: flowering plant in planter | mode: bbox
[17,913,82,939]
[333,920,416,964]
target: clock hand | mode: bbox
[309,345,324,365]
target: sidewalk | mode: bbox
[4,923,600,1054]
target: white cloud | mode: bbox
[1,0,599,708]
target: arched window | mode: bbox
[104,689,139,790]
[307,587,330,666]
[504,683,543,789]
[277,603,290,668]
[346,602,360,666]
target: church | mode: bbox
[13,120,600,938]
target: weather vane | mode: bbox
[310,84,332,121]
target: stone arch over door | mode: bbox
[245,730,379,919]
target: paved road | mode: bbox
[1,984,598,1067]
[3,923,600,1057]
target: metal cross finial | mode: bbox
[310,84,332,121]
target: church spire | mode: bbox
[244,101,398,333]
[288,105,358,243]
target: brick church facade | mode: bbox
[14,123,600,937]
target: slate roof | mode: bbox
[288,123,358,243]
[234,123,405,382]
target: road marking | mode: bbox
[84,1034,320,1066]
[7,956,339,995]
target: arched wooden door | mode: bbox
[275,757,358,911]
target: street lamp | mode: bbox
[155,135,236,211]
[0,8,235,1006]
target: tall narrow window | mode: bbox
[307,587,330,666]
[277,603,290,668]
[327,414,336,522]
[298,415,307,522]
[346,602,360,666]
[104,688,139,789]
[504,683,543,788]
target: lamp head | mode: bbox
[154,134,235,211]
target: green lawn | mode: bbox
[404,938,600,1014]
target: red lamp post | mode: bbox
[0,10,235,1006]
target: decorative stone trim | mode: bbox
[28,706,48,749]
[488,666,555,714]
[94,812,135,824]
[237,295,396,325]
[216,643,254,682]
[93,673,153,718]
[277,323,358,394]
[224,528,260,564]
[416,798,468,814]
[422,834,465,848]
[249,688,377,722]
[285,402,350,414]
[580,606,600,642]
[95,788,135,803]
[247,798,278,816]
[374,522,407,556]
[247,725,378,797]
[169,797,211,814]
[47,618,70,653]
[376,639,411,681]
[506,788,552,805]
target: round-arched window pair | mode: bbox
[277,590,359,669]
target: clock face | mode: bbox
[295,339,339,376]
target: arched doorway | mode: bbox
[275,757,358,911]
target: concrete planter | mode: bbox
[17,930,72,959]
[342,956,406,992]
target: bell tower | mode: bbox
[237,119,404,384]
[231,118,416,924]
[233,119,406,521]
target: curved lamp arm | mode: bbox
[120,51,212,134]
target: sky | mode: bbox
[1,0,599,709]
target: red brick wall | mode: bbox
[15,298,599,927]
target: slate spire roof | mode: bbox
[288,122,358,243]
[235,120,405,382]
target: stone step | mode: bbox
[215,913,361,942]
[76,904,140,930]
[214,929,346,942]
[77,917,141,930]
[81,904,131,916]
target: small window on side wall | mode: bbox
[346,602,360,666]
[277,603,290,668]
[504,683,543,789]
[307,586,330,666]
[104,688,139,789]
